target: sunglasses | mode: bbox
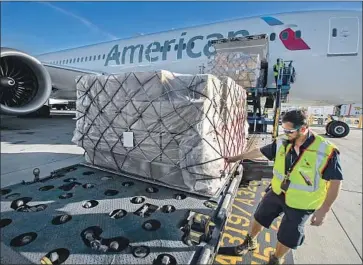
[282,126,301,134]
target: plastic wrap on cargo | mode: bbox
[207,52,265,88]
[72,70,248,196]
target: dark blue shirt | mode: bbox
[260,132,343,181]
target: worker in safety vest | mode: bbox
[225,109,343,265]
[273,59,284,85]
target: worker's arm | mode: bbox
[320,180,342,211]
[225,147,264,162]
[225,141,277,163]
[311,150,343,226]
[311,180,342,226]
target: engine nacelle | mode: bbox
[0,48,52,115]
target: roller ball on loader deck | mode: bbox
[325,120,350,138]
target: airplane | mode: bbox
[0,9,361,138]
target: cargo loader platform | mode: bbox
[1,156,293,264]
[1,162,243,265]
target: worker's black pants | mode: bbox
[274,76,278,85]
[253,190,315,249]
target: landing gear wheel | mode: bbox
[329,121,350,138]
[325,121,334,135]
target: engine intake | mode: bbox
[0,48,52,115]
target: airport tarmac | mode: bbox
[1,112,84,188]
[1,113,362,264]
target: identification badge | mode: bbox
[280,179,291,192]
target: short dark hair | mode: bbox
[281,109,308,128]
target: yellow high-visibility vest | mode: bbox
[271,133,338,210]
[273,62,284,77]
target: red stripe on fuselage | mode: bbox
[279,28,310,51]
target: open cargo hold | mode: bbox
[206,35,269,89]
[207,53,264,88]
[72,70,248,197]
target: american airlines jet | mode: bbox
[1,10,362,137]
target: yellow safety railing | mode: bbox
[307,115,327,127]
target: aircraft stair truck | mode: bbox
[0,34,292,265]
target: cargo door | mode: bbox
[328,17,359,55]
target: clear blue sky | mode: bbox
[1,1,361,55]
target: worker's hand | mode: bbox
[310,208,328,226]
[224,156,241,163]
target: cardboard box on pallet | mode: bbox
[72,70,248,196]
[207,52,262,88]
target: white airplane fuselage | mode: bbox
[32,10,363,106]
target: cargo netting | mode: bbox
[206,52,266,89]
[72,70,248,197]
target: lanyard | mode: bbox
[284,145,299,178]
[283,144,314,186]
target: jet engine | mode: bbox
[0,48,52,116]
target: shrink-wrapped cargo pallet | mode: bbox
[207,52,265,88]
[72,70,248,197]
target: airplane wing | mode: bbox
[42,63,108,100]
